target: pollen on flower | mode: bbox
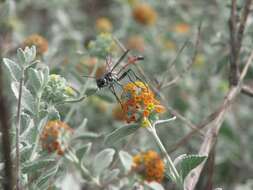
[22,34,48,56]
[121,81,165,124]
[132,3,157,26]
[40,120,73,155]
[132,150,165,183]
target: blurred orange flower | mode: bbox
[96,17,113,33]
[174,23,190,34]
[22,34,48,56]
[40,120,73,155]
[132,150,165,182]
[132,3,157,26]
[127,35,145,52]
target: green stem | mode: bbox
[29,92,42,161]
[15,68,24,190]
[147,124,182,186]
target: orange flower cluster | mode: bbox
[22,34,48,56]
[121,81,165,124]
[40,120,73,155]
[132,3,157,26]
[132,150,165,182]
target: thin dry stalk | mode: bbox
[0,61,14,190]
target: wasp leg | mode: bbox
[118,69,148,90]
[109,84,123,108]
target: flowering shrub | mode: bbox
[1,1,252,190]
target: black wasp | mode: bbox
[66,49,144,105]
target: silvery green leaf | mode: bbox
[85,88,98,96]
[104,124,139,146]
[20,113,32,134]
[22,158,56,173]
[20,144,33,163]
[74,132,100,140]
[27,68,42,93]
[146,182,165,190]
[37,116,48,131]
[11,81,35,113]
[76,143,92,161]
[35,164,59,188]
[119,151,133,172]
[93,148,115,176]
[47,106,60,120]
[101,169,120,184]
[23,46,36,63]
[41,66,49,87]
[17,48,26,65]
[177,154,206,181]
[29,46,37,62]
[2,58,21,81]
[20,117,34,142]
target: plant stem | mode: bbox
[147,124,181,186]
[16,69,24,190]
[0,58,14,190]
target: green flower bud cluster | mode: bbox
[87,33,116,59]
[42,74,75,103]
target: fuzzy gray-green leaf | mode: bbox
[11,81,35,113]
[104,124,139,146]
[119,150,133,172]
[22,158,56,173]
[93,148,115,176]
[2,58,21,81]
[76,143,92,161]
[178,154,206,181]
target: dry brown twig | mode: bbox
[0,60,14,190]
[184,50,253,190]
[161,23,202,89]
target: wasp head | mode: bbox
[96,77,107,88]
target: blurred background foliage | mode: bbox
[1,0,253,189]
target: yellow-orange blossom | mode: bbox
[121,81,165,124]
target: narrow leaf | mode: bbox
[178,154,206,181]
[22,158,56,173]
[76,143,92,161]
[104,124,139,146]
[93,148,115,176]
[11,81,35,113]
[2,58,21,81]
[119,151,133,172]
